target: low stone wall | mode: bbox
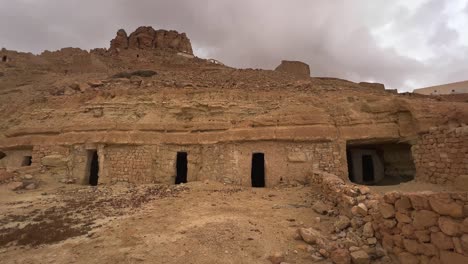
[310,171,468,263]
[377,192,468,264]
[412,126,468,186]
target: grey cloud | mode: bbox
[0,0,467,91]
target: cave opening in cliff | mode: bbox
[347,141,415,186]
[251,153,265,187]
[1,55,6,62]
[88,151,99,186]
[175,152,188,184]
[0,151,5,160]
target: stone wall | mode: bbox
[310,171,468,263]
[104,145,153,183]
[412,126,468,186]
[377,192,468,264]
[95,141,344,186]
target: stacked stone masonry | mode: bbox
[310,171,468,264]
[412,126,468,185]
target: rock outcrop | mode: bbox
[109,26,193,54]
[359,82,385,90]
[275,60,310,78]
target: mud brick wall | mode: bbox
[412,126,468,185]
[104,145,153,183]
[377,192,468,263]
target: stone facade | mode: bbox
[27,141,344,187]
[412,126,468,186]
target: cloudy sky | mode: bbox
[1,0,467,91]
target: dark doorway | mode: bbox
[0,151,6,160]
[362,155,375,182]
[251,153,265,187]
[175,152,188,184]
[1,55,6,62]
[89,151,99,186]
[21,156,32,166]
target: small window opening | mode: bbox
[22,156,32,166]
[0,151,6,160]
[88,151,99,186]
[251,153,265,187]
[136,54,140,58]
[1,55,6,62]
[175,152,188,184]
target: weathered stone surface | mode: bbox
[362,222,374,238]
[287,152,307,162]
[41,155,68,167]
[395,197,412,212]
[335,216,351,231]
[267,252,285,264]
[431,232,454,250]
[438,217,462,236]
[460,234,468,252]
[356,203,368,216]
[110,26,193,54]
[298,228,322,245]
[331,249,351,264]
[429,198,463,218]
[396,212,412,223]
[380,203,395,219]
[398,252,420,264]
[7,181,23,191]
[408,194,430,210]
[350,250,370,264]
[312,201,332,215]
[439,250,468,264]
[412,210,438,229]
[403,239,421,254]
[0,170,15,182]
[274,60,310,79]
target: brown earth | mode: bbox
[0,181,341,264]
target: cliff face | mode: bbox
[109,26,193,54]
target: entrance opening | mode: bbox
[0,151,5,160]
[362,155,374,182]
[88,151,99,186]
[347,142,415,186]
[251,153,265,187]
[1,55,6,62]
[175,152,188,184]
[21,156,32,166]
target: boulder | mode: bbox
[395,197,412,212]
[7,181,23,191]
[379,203,395,219]
[312,201,332,215]
[412,210,438,229]
[429,198,463,218]
[356,203,368,216]
[331,249,351,264]
[267,252,285,264]
[440,251,468,264]
[431,232,454,250]
[298,228,322,245]
[438,217,462,236]
[334,216,351,231]
[350,250,370,264]
[362,222,374,238]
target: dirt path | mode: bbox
[0,182,334,264]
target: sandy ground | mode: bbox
[0,181,335,264]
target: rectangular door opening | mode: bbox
[362,155,375,182]
[251,153,265,187]
[88,151,99,186]
[175,152,188,184]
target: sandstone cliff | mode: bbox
[275,60,310,78]
[109,26,193,54]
